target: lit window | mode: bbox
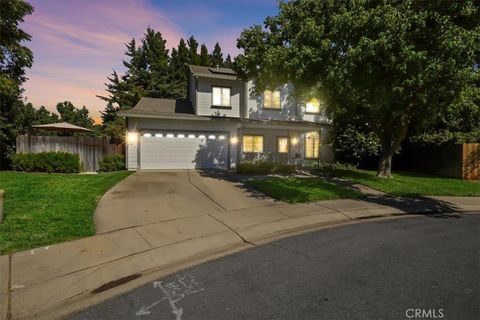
[166,133,174,138]
[188,134,195,139]
[212,87,231,107]
[277,137,288,153]
[143,133,152,137]
[177,134,185,138]
[218,135,226,140]
[264,90,281,109]
[208,135,216,140]
[199,135,206,139]
[306,98,320,113]
[155,133,163,138]
[305,132,320,158]
[243,135,263,152]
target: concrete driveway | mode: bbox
[95,170,278,233]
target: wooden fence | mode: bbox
[397,143,479,180]
[16,135,124,172]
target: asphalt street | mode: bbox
[70,214,480,320]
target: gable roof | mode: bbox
[118,97,197,119]
[188,65,238,80]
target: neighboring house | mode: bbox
[119,65,334,170]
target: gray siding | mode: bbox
[196,77,243,118]
[246,81,330,124]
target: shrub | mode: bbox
[273,163,296,175]
[99,154,125,172]
[309,161,357,172]
[11,152,81,173]
[236,161,296,175]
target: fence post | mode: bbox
[0,189,5,224]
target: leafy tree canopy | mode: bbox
[235,0,480,177]
[0,0,34,168]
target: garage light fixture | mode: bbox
[155,133,163,138]
[230,136,238,144]
[219,135,226,140]
[127,132,137,144]
[166,133,174,138]
[199,135,206,139]
[177,134,185,138]
[188,134,195,139]
[143,133,152,137]
[208,135,216,140]
[291,137,298,145]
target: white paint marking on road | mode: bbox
[146,274,205,319]
[135,297,167,316]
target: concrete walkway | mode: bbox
[1,171,478,320]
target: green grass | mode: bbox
[0,171,131,255]
[329,169,480,197]
[248,177,363,203]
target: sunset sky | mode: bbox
[21,0,277,123]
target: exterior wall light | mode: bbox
[127,132,137,145]
[230,137,238,144]
[291,137,298,145]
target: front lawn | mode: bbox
[0,171,131,255]
[329,169,480,197]
[248,178,363,203]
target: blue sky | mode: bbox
[21,0,278,121]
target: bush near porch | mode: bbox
[236,161,296,175]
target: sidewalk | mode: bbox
[1,196,478,320]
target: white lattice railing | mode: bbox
[241,152,289,163]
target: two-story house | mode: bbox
[119,65,334,170]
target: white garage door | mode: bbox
[140,132,228,169]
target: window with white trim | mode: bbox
[305,132,320,158]
[212,87,231,107]
[243,135,263,153]
[264,90,281,109]
[277,137,288,153]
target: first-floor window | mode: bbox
[212,86,231,107]
[305,132,320,158]
[243,135,263,152]
[277,137,288,153]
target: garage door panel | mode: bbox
[140,133,228,170]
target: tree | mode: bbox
[0,0,34,168]
[187,36,200,66]
[210,42,224,67]
[169,38,190,98]
[224,54,233,69]
[56,101,94,129]
[235,0,480,177]
[199,44,210,66]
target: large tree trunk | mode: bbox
[376,113,412,178]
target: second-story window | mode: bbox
[212,86,231,107]
[264,90,281,109]
[306,98,320,114]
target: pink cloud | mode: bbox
[23,0,185,119]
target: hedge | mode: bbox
[99,154,125,172]
[11,152,81,173]
[236,161,296,175]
